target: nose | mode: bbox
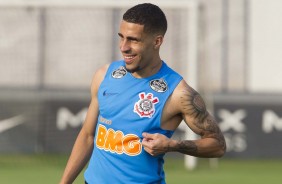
[120,40,131,53]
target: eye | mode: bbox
[132,39,139,43]
[130,38,141,45]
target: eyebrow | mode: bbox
[118,33,140,41]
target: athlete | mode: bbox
[60,3,226,184]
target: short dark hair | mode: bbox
[122,3,167,35]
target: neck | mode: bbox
[131,59,163,78]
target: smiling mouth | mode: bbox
[124,55,137,64]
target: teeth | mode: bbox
[125,56,134,59]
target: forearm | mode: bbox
[168,137,225,158]
[60,129,94,184]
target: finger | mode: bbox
[141,138,151,147]
[142,132,154,139]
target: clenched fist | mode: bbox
[141,132,176,156]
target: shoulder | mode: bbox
[171,80,207,116]
[90,63,110,96]
[95,63,110,78]
[171,79,193,100]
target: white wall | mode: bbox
[249,0,282,92]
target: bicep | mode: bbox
[82,97,99,136]
[173,82,226,155]
[178,84,220,137]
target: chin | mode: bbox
[125,65,139,73]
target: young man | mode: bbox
[60,3,226,184]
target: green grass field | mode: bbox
[0,154,281,184]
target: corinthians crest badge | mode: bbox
[134,92,159,118]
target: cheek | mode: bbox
[138,44,152,55]
[132,44,143,53]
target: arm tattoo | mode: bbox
[180,86,226,151]
[175,141,198,155]
[180,87,208,123]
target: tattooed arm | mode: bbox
[142,80,226,157]
[170,81,226,157]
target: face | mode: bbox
[118,20,162,75]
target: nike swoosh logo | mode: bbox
[0,115,25,133]
[103,90,119,96]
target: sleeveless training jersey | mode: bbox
[84,60,183,184]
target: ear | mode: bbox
[154,35,164,49]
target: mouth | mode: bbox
[124,55,137,64]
